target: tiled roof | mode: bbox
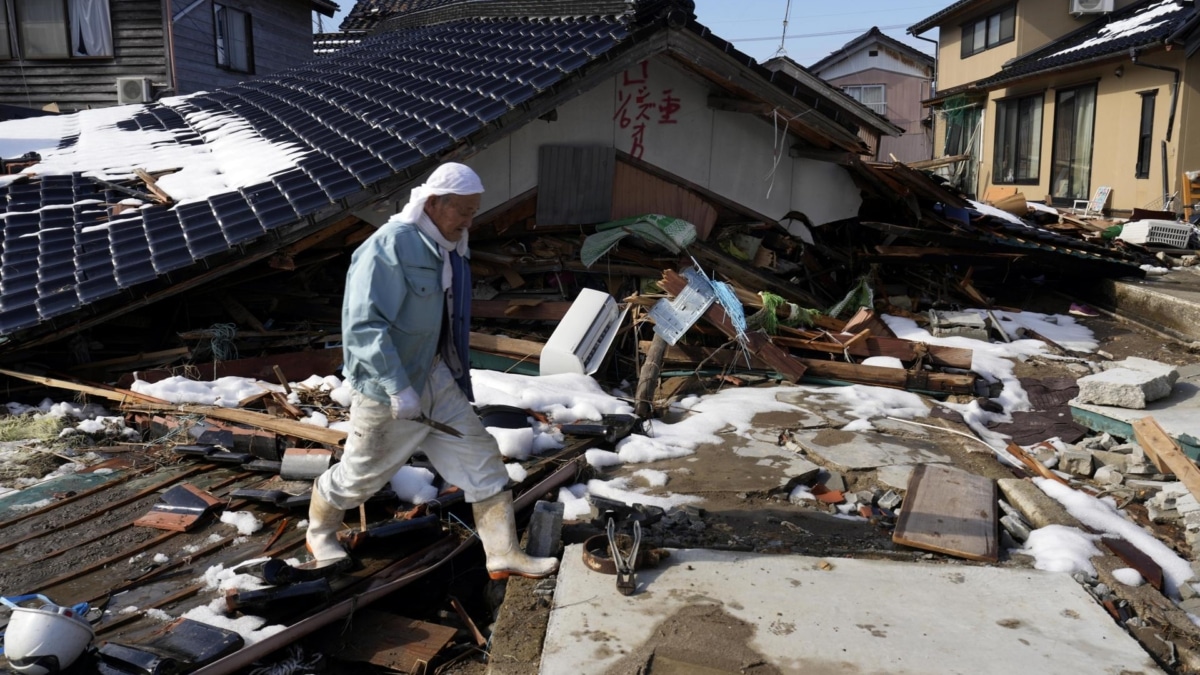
[908,0,983,36]
[0,14,632,338]
[977,0,1197,88]
[312,31,364,55]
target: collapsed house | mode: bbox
[0,0,1185,672]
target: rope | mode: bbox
[206,323,238,362]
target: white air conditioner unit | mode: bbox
[539,289,629,377]
[1071,0,1114,15]
[116,77,153,105]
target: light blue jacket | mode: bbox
[341,218,473,404]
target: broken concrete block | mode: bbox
[1124,460,1158,477]
[855,490,878,506]
[1177,494,1200,517]
[1000,514,1031,542]
[998,478,1082,529]
[1180,582,1200,601]
[1102,357,1180,388]
[1177,598,1200,615]
[1091,451,1129,471]
[1093,466,1124,486]
[823,471,847,493]
[1031,444,1059,467]
[1079,433,1117,451]
[1060,449,1096,477]
[1076,368,1173,409]
[1147,503,1180,523]
[877,490,902,510]
[1108,443,1137,455]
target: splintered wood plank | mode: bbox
[318,610,456,670]
[893,464,998,562]
[1133,417,1200,498]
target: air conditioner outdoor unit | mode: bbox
[116,77,153,104]
[1071,0,1114,15]
[539,289,628,377]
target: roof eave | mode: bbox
[312,0,339,18]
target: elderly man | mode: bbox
[307,163,557,579]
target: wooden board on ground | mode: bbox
[893,464,999,562]
[1133,416,1200,499]
[316,610,456,670]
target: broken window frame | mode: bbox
[960,5,1015,58]
[993,92,1043,186]
[1,0,113,61]
[214,2,254,74]
[844,84,887,117]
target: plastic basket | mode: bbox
[1118,219,1192,248]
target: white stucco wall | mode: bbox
[467,55,861,227]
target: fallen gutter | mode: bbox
[192,454,586,675]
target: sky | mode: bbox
[312,0,945,67]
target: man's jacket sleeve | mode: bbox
[342,241,411,397]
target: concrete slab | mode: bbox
[792,428,952,471]
[875,463,917,491]
[542,547,1161,675]
[1071,365,1200,459]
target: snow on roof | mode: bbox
[0,98,311,205]
[1049,0,1185,58]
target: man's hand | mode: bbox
[389,387,421,420]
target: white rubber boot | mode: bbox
[305,489,349,567]
[473,491,558,580]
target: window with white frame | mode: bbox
[0,0,113,60]
[844,84,887,116]
[214,3,253,73]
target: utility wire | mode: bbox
[731,23,912,43]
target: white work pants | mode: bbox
[316,361,509,509]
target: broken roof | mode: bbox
[0,0,874,351]
[976,0,1199,89]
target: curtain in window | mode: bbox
[17,0,69,58]
[1052,86,1096,201]
[70,0,112,56]
[859,86,886,116]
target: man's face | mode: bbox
[424,193,481,242]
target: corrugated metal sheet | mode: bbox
[611,160,717,240]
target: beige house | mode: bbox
[909,0,1200,215]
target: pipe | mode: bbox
[1130,48,1180,142]
[912,33,940,96]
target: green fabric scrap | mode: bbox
[581,214,697,268]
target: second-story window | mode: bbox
[844,85,887,116]
[961,5,1015,58]
[994,92,1043,185]
[214,3,253,73]
[2,0,113,60]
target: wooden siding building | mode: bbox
[0,0,336,116]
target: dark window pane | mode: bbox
[987,14,1001,45]
[1136,92,1156,178]
[1000,7,1016,41]
[0,4,10,59]
[973,21,986,53]
[961,22,975,57]
[17,0,69,59]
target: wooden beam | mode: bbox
[706,95,773,114]
[134,168,173,204]
[122,402,347,446]
[903,154,970,170]
[1132,417,1199,493]
[472,300,573,321]
[788,144,859,165]
[793,357,976,394]
[470,332,543,360]
[0,368,168,405]
[691,241,822,309]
